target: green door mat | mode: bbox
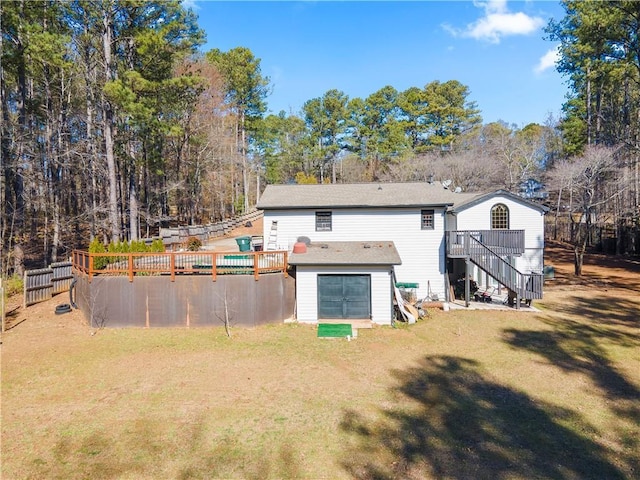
[317,323,353,338]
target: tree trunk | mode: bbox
[13,244,24,278]
[586,65,592,146]
[553,185,563,240]
[573,241,585,276]
[240,111,249,213]
[129,165,138,241]
[102,8,120,243]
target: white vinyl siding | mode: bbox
[263,207,448,301]
[455,195,545,274]
[295,266,393,325]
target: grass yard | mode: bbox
[1,241,639,479]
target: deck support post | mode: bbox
[465,258,470,307]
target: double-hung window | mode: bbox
[421,209,435,230]
[316,211,332,231]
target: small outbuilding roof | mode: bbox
[288,241,402,266]
[258,182,468,210]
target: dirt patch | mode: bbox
[223,218,264,238]
[545,239,640,291]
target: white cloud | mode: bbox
[446,0,545,44]
[473,0,508,15]
[534,46,560,74]
[181,0,200,11]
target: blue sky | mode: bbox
[188,1,567,128]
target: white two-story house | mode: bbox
[257,182,547,325]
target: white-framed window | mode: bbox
[316,211,332,231]
[421,209,435,230]
[491,204,509,229]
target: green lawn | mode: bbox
[2,284,638,479]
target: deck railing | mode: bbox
[72,250,288,282]
[466,238,543,300]
[447,230,525,257]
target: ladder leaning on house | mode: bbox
[267,221,278,250]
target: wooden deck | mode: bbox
[446,230,525,257]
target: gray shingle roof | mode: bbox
[451,189,550,213]
[288,241,402,266]
[257,182,472,209]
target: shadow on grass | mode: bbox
[502,305,640,478]
[543,292,640,328]
[33,413,302,480]
[504,317,639,401]
[340,356,625,480]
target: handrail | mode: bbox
[71,250,288,283]
[446,230,525,256]
[467,236,542,300]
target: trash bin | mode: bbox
[251,236,264,252]
[235,236,251,252]
[543,265,555,280]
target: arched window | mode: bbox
[491,204,509,229]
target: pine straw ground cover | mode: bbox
[1,241,639,479]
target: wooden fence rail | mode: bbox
[72,250,288,282]
[51,261,74,294]
[23,261,74,307]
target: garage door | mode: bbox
[317,274,371,319]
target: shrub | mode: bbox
[3,274,24,297]
[130,240,148,253]
[150,239,165,252]
[90,238,166,269]
[89,238,109,270]
[185,236,202,251]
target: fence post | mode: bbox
[89,253,94,283]
[128,253,134,282]
[170,253,176,282]
[254,252,260,281]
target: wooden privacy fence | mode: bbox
[24,261,74,307]
[72,250,288,282]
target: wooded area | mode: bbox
[1,0,639,277]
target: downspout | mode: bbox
[444,208,451,303]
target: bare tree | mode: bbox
[551,145,623,275]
